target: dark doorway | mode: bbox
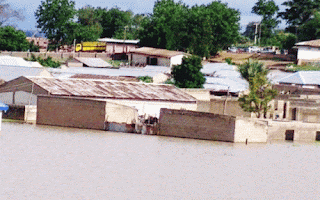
[316,131,320,141]
[292,108,297,120]
[150,57,158,65]
[285,130,294,141]
[283,103,287,119]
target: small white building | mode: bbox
[295,39,320,64]
[0,101,9,131]
[129,47,187,67]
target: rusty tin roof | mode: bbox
[130,47,186,58]
[27,77,196,103]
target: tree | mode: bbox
[297,11,320,41]
[272,31,297,50]
[252,0,280,45]
[278,0,320,33]
[238,59,277,118]
[0,26,29,51]
[99,7,132,39]
[0,0,24,26]
[171,55,206,88]
[26,54,61,68]
[35,0,76,48]
[75,6,103,42]
[139,0,240,58]
[187,2,240,57]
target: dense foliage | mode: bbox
[27,54,61,68]
[35,0,144,49]
[297,11,320,41]
[35,0,77,49]
[172,55,205,88]
[238,59,277,118]
[278,0,320,33]
[0,26,30,51]
[139,0,240,58]
[138,76,153,83]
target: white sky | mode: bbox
[9,0,287,31]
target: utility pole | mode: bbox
[254,22,259,45]
[259,22,262,46]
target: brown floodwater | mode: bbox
[1,122,320,199]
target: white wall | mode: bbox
[131,53,181,67]
[105,99,197,118]
[297,46,320,60]
[170,55,184,67]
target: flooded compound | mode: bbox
[1,122,320,199]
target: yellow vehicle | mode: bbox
[75,42,106,52]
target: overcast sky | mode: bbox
[9,0,288,31]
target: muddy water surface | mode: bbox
[1,122,320,199]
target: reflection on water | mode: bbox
[1,122,320,199]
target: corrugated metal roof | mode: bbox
[201,63,248,92]
[26,77,196,103]
[296,39,320,47]
[0,65,50,81]
[99,38,140,44]
[278,71,320,85]
[48,66,170,78]
[268,70,291,84]
[0,56,42,67]
[70,74,139,82]
[74,57,113,68]
[204,77,249,93]
[130,47,186,58]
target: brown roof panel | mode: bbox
[27,77,196,103]
[129,47,186,58]
[296,39,320,47]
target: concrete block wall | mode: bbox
[11,52,28,58]
[158,108,268,143]
[105,102,138,124]
[159,108,236,142]
[1,51,112,61]
[37,96,107,130]
[210,98,251,117]
[234,118,268,142]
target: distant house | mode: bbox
[66,57,113,68]
[129,47,187,67]
[273,71,320,94]
[295,39,320,64]
[26,37,48,52]
[98,38,139,59]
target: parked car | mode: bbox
[246,46,261,53]
[260,48,275,54]
[227,47,238,53]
